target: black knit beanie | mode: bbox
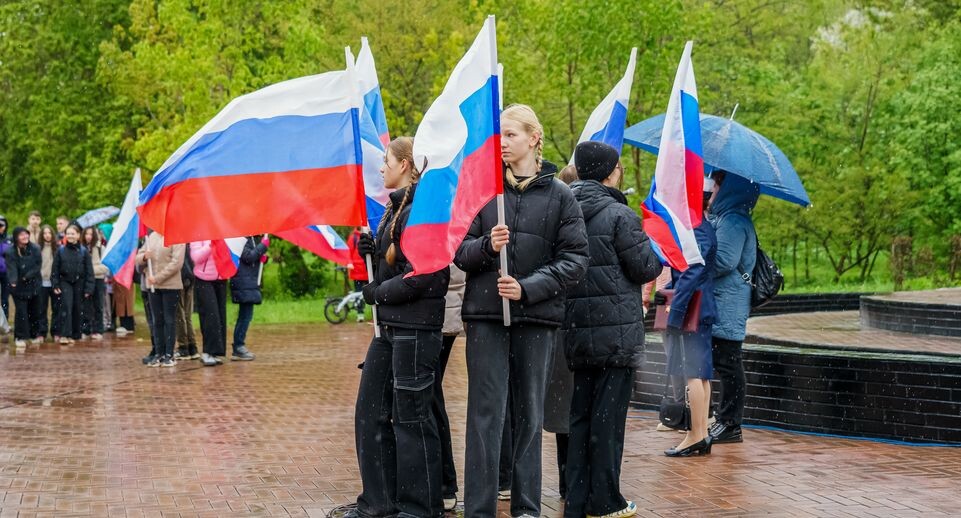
[574,141,619,182]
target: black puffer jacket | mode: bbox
[230,237,268,304]
[455,162,589,327]
[563,180,663,369]
[366,184,450,330]
[5,242,43,298]
[51,242,95,294]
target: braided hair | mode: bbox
[384,137,420,266]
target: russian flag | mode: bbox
[206,238,243,279]
[573,48,637,156]
[356,38,392,233]
[276,225,351,266]
[401,16,501,276]
[137,70,366,245]
[641,41,704,271]
[102,168,144,288]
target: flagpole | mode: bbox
[146,258,156,293]
[257,234,267,286]
[488,16,510,326]
[348,45,381,338]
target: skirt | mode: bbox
[664,325,713,380]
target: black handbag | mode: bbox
[738,236,784,308]
[658,377,690,430]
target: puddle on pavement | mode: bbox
[0,396,98,408]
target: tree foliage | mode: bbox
[1,0,959,288]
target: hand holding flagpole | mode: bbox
[257,234,268,286]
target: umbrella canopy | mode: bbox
[75,206,120,229]
[625,114,811,207]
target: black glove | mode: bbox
[357,232,376,257]
[362,281,379,305]
[653,290,668,306]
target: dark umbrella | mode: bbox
[625,113,811,207]
[75,206,121,228]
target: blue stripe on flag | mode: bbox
[588,100,629,151]
[680,91,702,157]
[363,88,390,139]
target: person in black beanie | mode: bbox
[563,141,662,518]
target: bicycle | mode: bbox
[324,266,367,324]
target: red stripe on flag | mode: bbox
[401,135,500,276]
[138,166,366,245]
[210,240,238,279]
[641,205,689,271]
[276,227,351,266]
[684,149,704,227]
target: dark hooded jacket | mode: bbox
[4,227,43,298]
[230,237,268,304]
[563,180,663,369]
[51,241,95,294]
[0,216,10,276]
[455,161,589,327]
[708,174,760,341]
[669,221,718,329]
[365,184,450,331]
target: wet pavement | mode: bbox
[1,322,960,517]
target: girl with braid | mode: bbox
[455,104,589,518]
[348,136,451,518]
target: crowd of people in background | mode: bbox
[0,211,269,370]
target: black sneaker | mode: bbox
[232,346,255,361]
[174,348,188,360]
[708,422,743,444]
[142,353,157,365]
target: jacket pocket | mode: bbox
[393,373,434,424]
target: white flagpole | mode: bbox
[256,234,267,285]
[489,16,510,326]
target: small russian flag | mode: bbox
[276,225,351,266]
[641,41,705,271]
[573,48,637,157]
[102,168,145,288]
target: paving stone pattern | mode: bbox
[1,323,961,516]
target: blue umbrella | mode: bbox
[75,206,120,228]
[624,113,811,207]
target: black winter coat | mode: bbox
[365,184,450,330]
[230,238,268,304]
[563,180,663,369]
[51,243,95,294]
[455,162,589,327]
[4,242,43,298]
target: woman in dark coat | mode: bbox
[5,226,44,347]
[455,104,589,518]
[562,142,663,517]
[348,136,450,518]
[51,223,94,345]
[229,235,269,360]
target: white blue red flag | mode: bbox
[137,70,366,244]
[276,225,351,266]
[401,16,501,276]
[103,168,145,288]
[574,48,637,156]
[356,37,392,232]
[641,41,704,271]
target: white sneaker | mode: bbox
[498,489,511,501]
[14,339,26,348]
[30,337,42,345]
[656,422,674,432]
[443,497,457,511]
[91,333,103,341]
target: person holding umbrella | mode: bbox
[707,171,760,445]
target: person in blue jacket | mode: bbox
[708,171,760,445]
[661,179,718,457]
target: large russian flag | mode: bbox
[401,16,501,276]
[102,168,144,288]
[276,225,351,266]
[641,41,704,271]
[137,70,366,245]
[573,48,637,156]
[356,38,392,233]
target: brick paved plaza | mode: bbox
[1,322,960,517]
